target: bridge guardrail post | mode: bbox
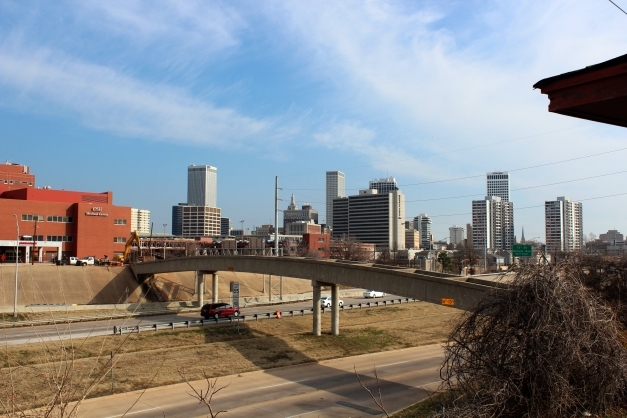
[113,326,117,335]
[254,314,258,321]
[153,324,157,331]
[136,325,140,334]
[186,321,189,328]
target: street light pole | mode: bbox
[12,214,19,318]
[163,223,167,259]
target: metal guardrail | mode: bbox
[0,309,178,329]
[113,298,418,335]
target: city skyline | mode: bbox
[1,1,626,242]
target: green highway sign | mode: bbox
[512,244,533,257]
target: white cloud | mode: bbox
[74,0,246,67]
[0,47,272,147]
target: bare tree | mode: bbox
[178,369,229,418]
[330,235,372,261]
[354,366,389,417]
[437,261,627,417]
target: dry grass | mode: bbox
[1,302,459,411]
[0,308,184,324]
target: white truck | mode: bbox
[76,256,95,266]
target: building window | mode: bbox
[47,216,73,223]
[114,219,127,225]
[318,238,325,242]
[114,237,126,243]
[46,235,73,242]
[22,214,44,221]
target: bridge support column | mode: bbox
[331,284,339,336]
[212,273,219,303]
[196,271,204,307]
[312,280,321,336]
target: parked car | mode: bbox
[77,256,95,266]
[200,303,240,319]
[363,290,386,298]
[320,296,343,308]
[69,257,79,265]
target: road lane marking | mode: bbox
[102,406,160,418]
[413,379,442,388]
[378,360,412,367]
[259,379,309,390]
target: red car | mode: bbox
[200,303,240,319]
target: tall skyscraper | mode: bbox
[487,171,509,201]
[449,225,465,245]
[332,189,405,250]
[472,196,514,251]
[171,204,186,236]
[187,165,217,207]
[326,171,345,228]
[284,194,319,229]
[414,214,432,249]
[414,213,431,250]
[369,177,399,194]
[545,196,583,251]
[220,217,232,236]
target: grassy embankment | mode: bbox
[1,302,459,412]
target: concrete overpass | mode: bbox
[130,256,496,336]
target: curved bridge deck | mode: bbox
[131,256,495,310]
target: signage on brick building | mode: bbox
[85,206,109,217]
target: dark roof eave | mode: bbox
[533,53,627,89]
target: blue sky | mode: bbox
[1,0,627,242]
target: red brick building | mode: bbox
[0,163,131,262]
[302,233,330,258]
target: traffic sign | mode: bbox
[512,244,533,257]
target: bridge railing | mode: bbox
[194,248,283,257]
[113,297,418,335]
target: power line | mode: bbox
[283,145,627,192]
[419,191,627,219]
[279,124,587,178]
[404,169,627,203]
[608,0,627,15]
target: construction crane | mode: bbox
[113,231,141,264]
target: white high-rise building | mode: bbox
[369,177,399,194]
[449,225,465,245]
[545,197,583,251]
[182,206,221,237]
[487,172,510,202]
[414,214,432,249]
[472,196,514,251]
[130,208,150,234]
[326,171,345,229]
[188,165,217,207]
[332,189,405,250]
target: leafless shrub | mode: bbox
[354,366,389,417]
[437,261,627,418]
[178,369,228,418]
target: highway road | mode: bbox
[77,344,444,418]
[0,295,406,346]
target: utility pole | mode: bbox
[163,223,167,259]
[12,214,19,318]
[31,218,38,265]
[274,176,279,256]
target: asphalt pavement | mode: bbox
[0,294,404,345]
[76,344,444,418]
